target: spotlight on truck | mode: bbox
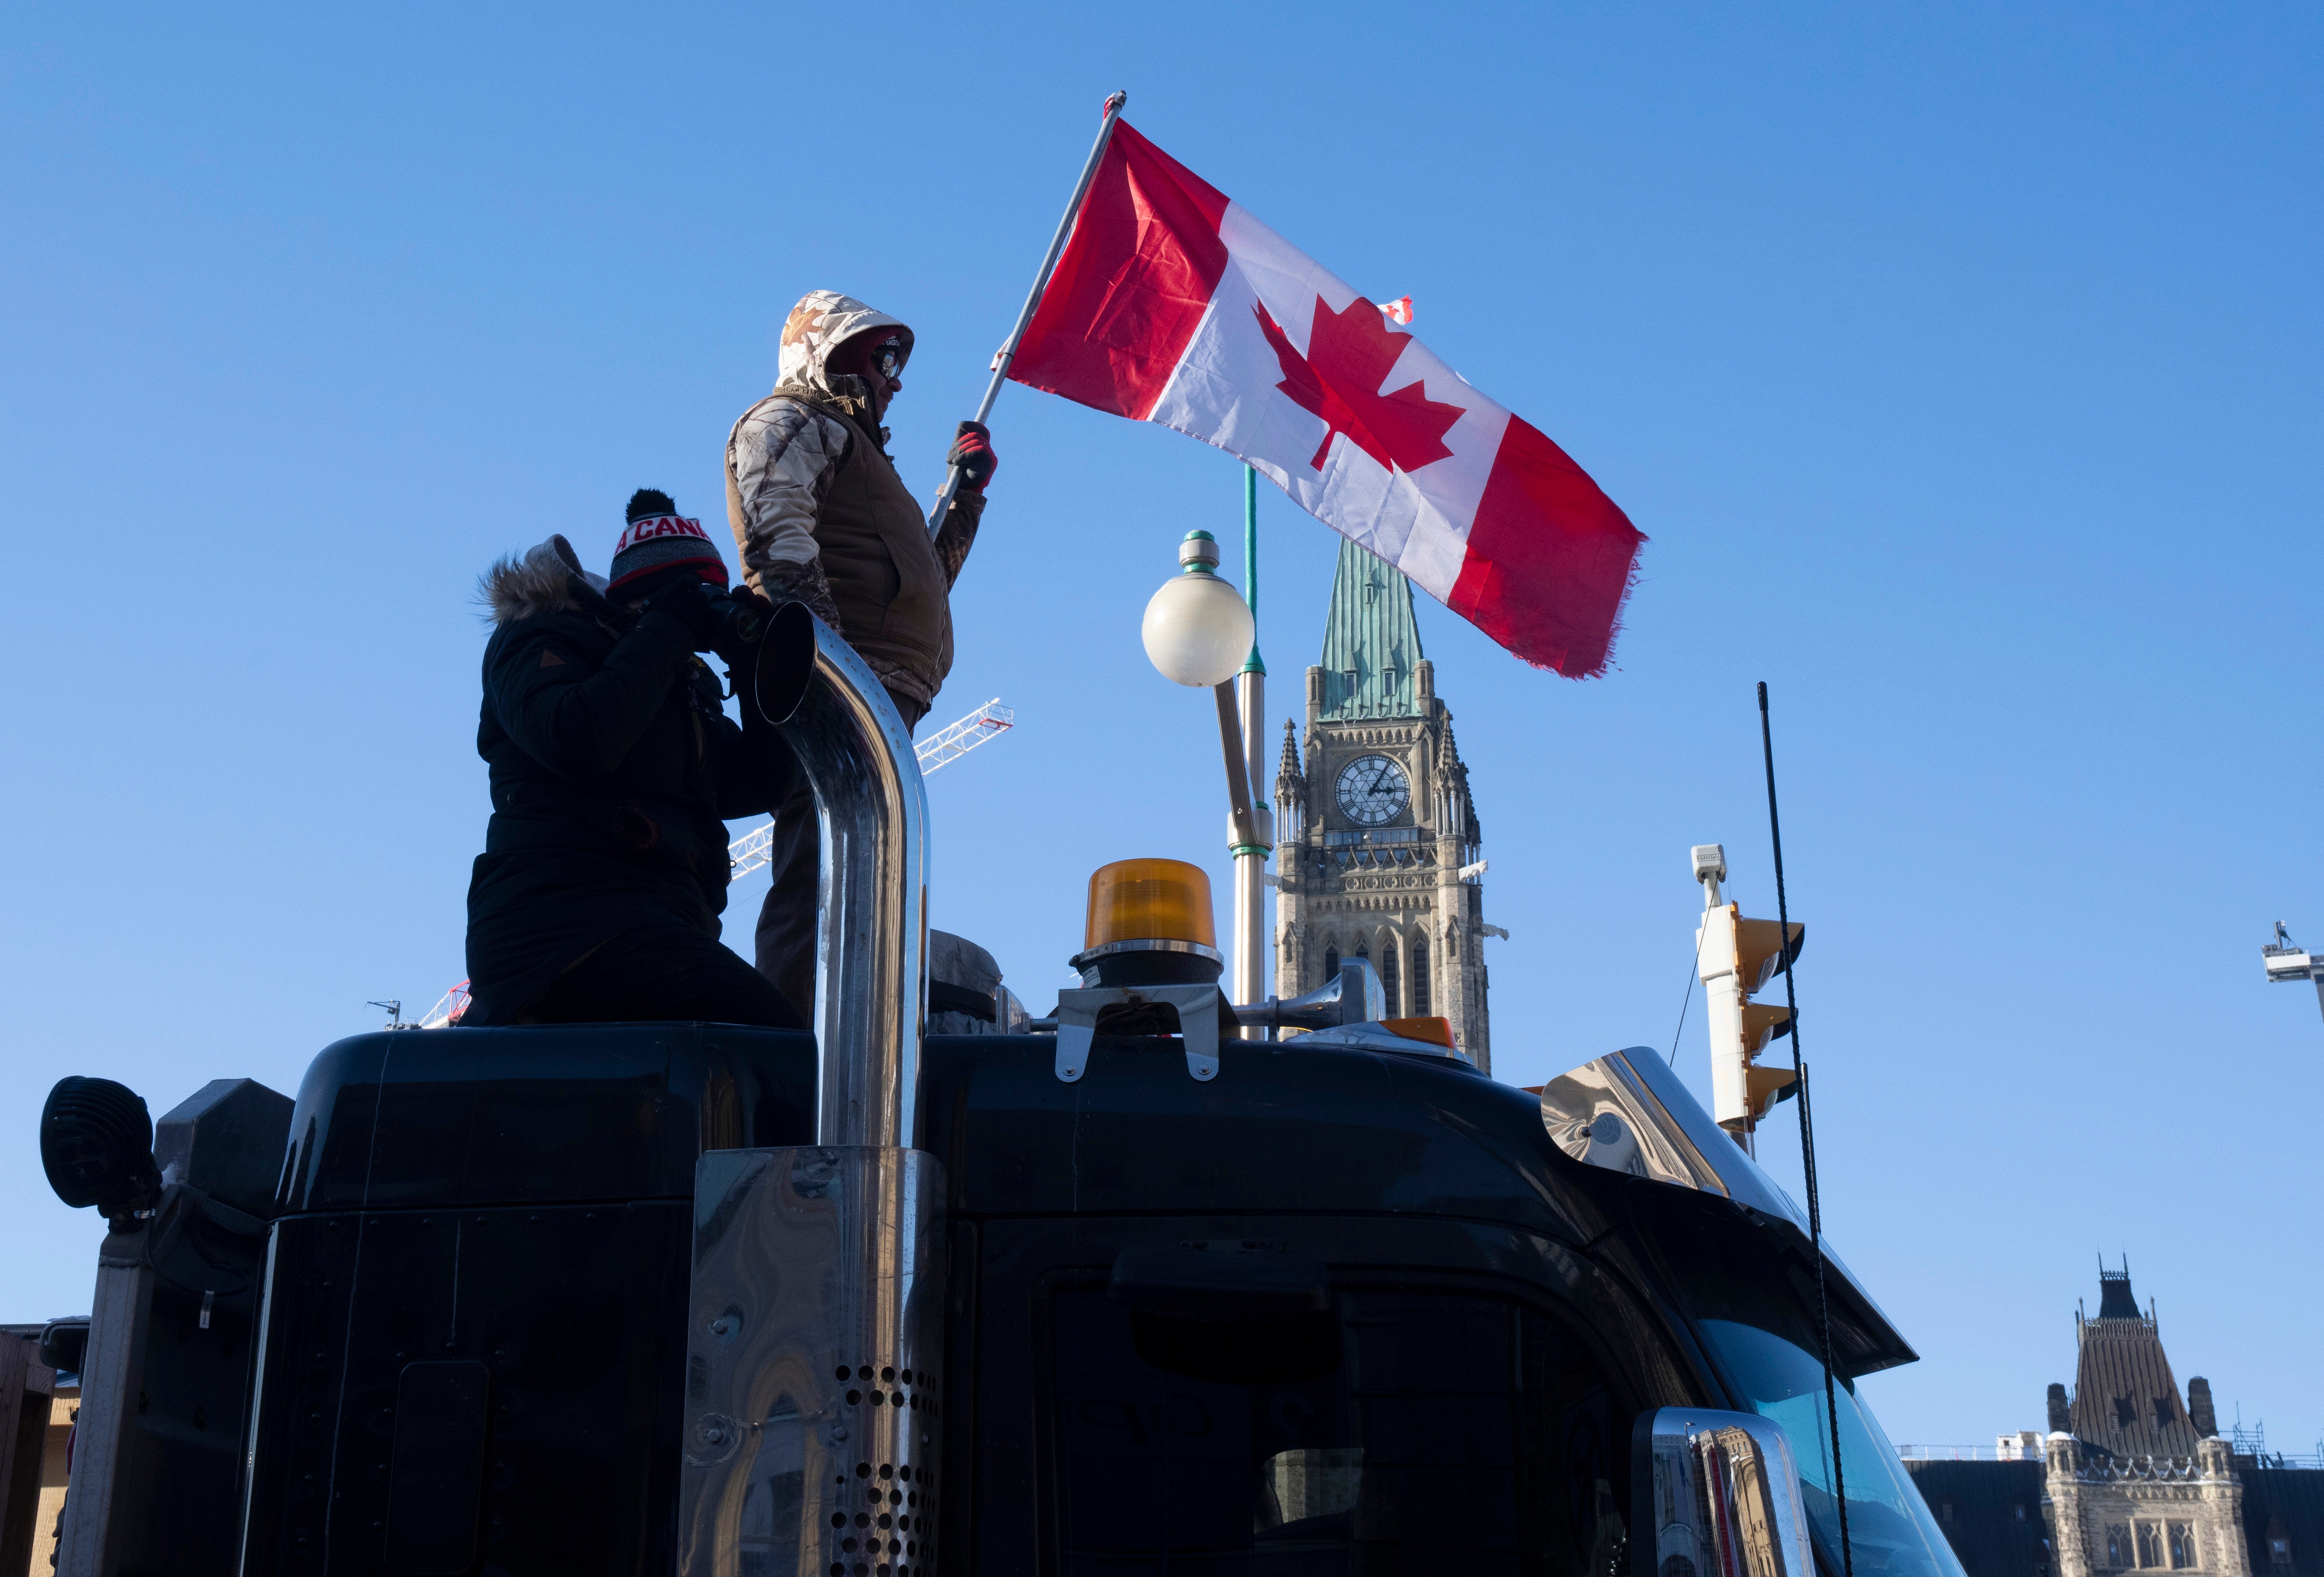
[39,1076,161,1226]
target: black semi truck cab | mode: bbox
[37,1021,1966,1577]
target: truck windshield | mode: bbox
[1049,1284,1630,1574]
[1695,1318,1966,1577]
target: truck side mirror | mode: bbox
[1633,1407,1818,1577]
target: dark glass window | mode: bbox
[1379,942,1400,1015]
[1641,1193,1965,1577]
[1048,1287,1627,1575]
[1322,947,1340,988]
[1412,939,1430,1017]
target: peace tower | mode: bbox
[1274,539,1493,1070]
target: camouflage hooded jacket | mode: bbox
[724,290,982,719]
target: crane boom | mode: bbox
[726,697,1012,880]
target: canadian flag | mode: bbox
[1010,121,1644,678]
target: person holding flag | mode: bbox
[723,289,998,1014]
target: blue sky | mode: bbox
[4,4,2318,1452]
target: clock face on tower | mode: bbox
[1335,754,1411,827]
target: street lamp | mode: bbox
[1143,524,1272,1029]
[1141,530,1252,686]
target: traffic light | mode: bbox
[1691,845,1805,1143]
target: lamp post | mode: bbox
[1232,468,1269,1027]
[1141,513,1272,1028]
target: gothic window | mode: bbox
[2137,1522,2163,1569]
[2114,1396,2138,1429]
[1445,931,1456,961]
[2270,1534,2293,1566]
[2108,1526,2131,1570]
[1412,936,1431,1016]
[1379,937,1400,1014]
[1322,945,1339,988]
[2153,1396,2178,1427]
[2167,1523,2194,1569]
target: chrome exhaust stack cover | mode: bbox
[750,601,929,1148]
[678,605,945,1577]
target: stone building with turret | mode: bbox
[2036,1264,2250,1577]
[1901,1263,2321,1577]
[1272,539,1492,1069]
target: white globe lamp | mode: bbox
[1142,531,1254,688]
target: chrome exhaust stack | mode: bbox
[752,601,929,1145]
[678,604,945,1577]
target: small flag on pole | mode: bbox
[1007,121,1643,679]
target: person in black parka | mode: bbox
[460,489,802,1029]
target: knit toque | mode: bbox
[607,488,730,595]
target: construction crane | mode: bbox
[727,697,1013,880]
[407,697,1016,1029]
[2262,920,2324,1025]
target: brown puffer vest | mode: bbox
[725,390,958,712]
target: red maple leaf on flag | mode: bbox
[1254,295,1465,473]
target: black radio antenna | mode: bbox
[1758,680,1851,1577]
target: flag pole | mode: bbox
[926,89,1128,536]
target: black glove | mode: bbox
[946,421,997,493]
[642,576,719,651]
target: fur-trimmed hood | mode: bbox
[479,535,608,627]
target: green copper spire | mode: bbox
[1318,537,1423,719]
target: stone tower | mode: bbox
[2044,1262,2250,1577]
[1273,539,1492,1070]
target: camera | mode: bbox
[705,588,768,653]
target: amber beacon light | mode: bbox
[1073,858,1225,989]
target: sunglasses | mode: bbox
[868,338,906,380]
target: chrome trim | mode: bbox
[1637,1407,1817,1577]
[1069,936,1224,971]
[1541,1047,1907,1355]
[1052,984,1223,1083]
[758,604,928,1150]
[1233,958,1386,1037]
[678,1147,945,1577]
[1538,1049,1734,1199]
